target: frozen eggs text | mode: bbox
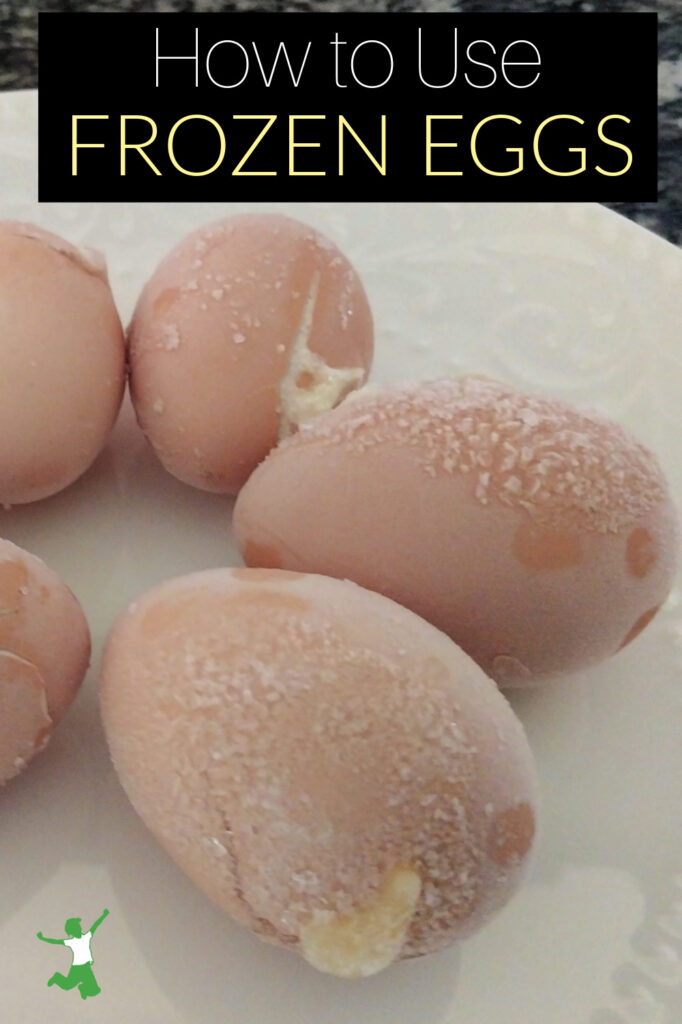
[234,377,679,686]
[0,222,126,505]
[99,568,539,977]
[0,539,90,784]
[128,214,374,494]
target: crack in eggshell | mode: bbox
[277,270,366,440]
[0,649,52,783]
[194,754,298,947]
[0,541,91,732]
[215,810,297,946]
[1,222,108,281]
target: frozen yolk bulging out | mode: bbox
[277,271,366,439]
[127,213,374,493]
[299,865,422,978]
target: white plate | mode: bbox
[1,90,681,1024]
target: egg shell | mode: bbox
[0,222,126,505]
[99,568,539,973]
[0,539,91,783]
[234,377,679,686]
[127,213,374,494]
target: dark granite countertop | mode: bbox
[1,0,679,247]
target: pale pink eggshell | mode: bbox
[234,377,679,686]
[0,539,91,783]
[0,221,126,505]
[128,213,373,494]
[99,568,538,974]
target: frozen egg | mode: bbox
[0,221,126,505]
[234,377,679,686]
[127,213,373,494]
[0,539,90,783]
[99,568,539,977]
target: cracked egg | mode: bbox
[127,213,374,494]
[99,568,538,977]
[0,539,90,784]
[0,221,126,505]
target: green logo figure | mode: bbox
[37,908,109,1000]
